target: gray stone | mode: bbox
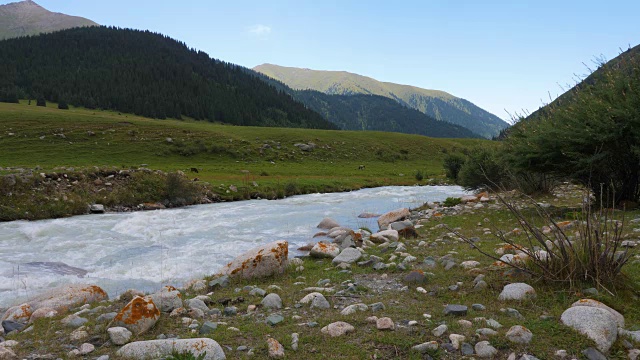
[582,347,607,360]
[561,306,617,353]
[317,218,340,230]
[476,328,498,336]
[199,321,217,334]
[321,321,355,337]
[186,298,209,312]
[444,304,468,316]
[378,208,411,229]
[332,248,362,265]
[223,306,237,316]
[249,287,267,297]
[107,327,132,345]
[506,325,533,344]
[412,341,439,353]
[1,320,24,334]
[432,324,448,337]
[505,308,524,319]
[90,204,105,214]
[475,341,498,358]
[310,294,330,309]
[97,312,117,323]
[570,299,625,328]
[340,303,368,316]
[147,286,183,313]
[261,294,282,309]
[310,242,341,259]
[208,275,230,288]
[376,317,395,330]
[486,319,503,329]
[370,302,385,312]
[61,314,88,328]
[267,314,284,326]
[474,280,488,290]
[472,303,486,311]
[461,342,474,356]
[291,333,299,351]
[116,339,225,360]
[403,270,427,284]
[498,283,536,301]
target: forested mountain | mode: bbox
[0,26,336,129]
[294,90,479,138]
[253,64,509,138]
[0,0,97,40]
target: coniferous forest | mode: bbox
[0,26,337,130]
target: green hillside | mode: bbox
[253,63,509,138]
[0,27,336,130]
[0,0,97,40]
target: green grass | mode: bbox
[0,101,489,219]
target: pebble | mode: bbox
[291,333,299,351]
[261,293,283,309]
[475,341,498,358]
[444,304,468,316]
[476,328,498,336]
[582,348,607,360]
[449,334,465,349]
[266,314,284,326]
[461,342,474,356]
[472,303,486,311]
[432,324,448,337]
[376,317,395,331]
[412,341,439,353]
[267,338,285,358]
[506,325,533,344]
[321,322,355,337]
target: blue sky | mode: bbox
[11,0,640,120]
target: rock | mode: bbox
[3,284,107,318]
[321,321,355,337]
[376,317,395,330]
[332,248,362,265]
[432,324,448,337]
[412,341,439,353]
[261,293,282,309]
[475,341,498,358]
[629,349,640,360]
[1,321,24,334]
[109,296,160,335]
[223,306,237,316]
[571,299,625,328]
[341,304,368,316]
[370,302,385,312]
[486,319,503,329]
[266,314,284,326]
[61,314,88,328]
[147,286,183,313]
[186,298,209,313]
[28,307,58,323]
[449,334,465,349]
[97,312,117,323]
[506,325,533,344]
[582,347,607,360]
[267,338,285,358]
[498,283,536,301]
[461,342,474,356]
[89,204,105,214]
[310,294,330,309]
[370,230,399,243]
[444,304,468,316]
[310,242,341,259]
[78,343,95,355]
[403,270,427,284]
[116,338,226,359]
[70,328,89,341]
[477,328,498,336]
[555,350,568,358]
[221,240,289,279]
[472,303,486,311]
[108,326,133,345]
[208,275,230,289]
[291,333,299,351]
[199,321,217,335]
[560,306,617,353]
[317,218,340,230]
[0,347,17,360]
[1,304,32,324]
[504,308,524,319]
[461,260,481,269]
[377,208,411,230]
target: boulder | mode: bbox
[109,296,160,335]
[321,321,355,337]
[310,242,340,259]
[89,204,105,214]
[332,248,362,265]
[1,304,32,324]
[317,218,340,230]
[221,240,289,279]
[147,286,183,313]
[498,283,536,301]
[28,307,58,323]
[570,299,624,328]
[116,338,225,360]
[560,306,617,353]
[370,230,399,244]
[377,208,410,229]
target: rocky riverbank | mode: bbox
[2,187,640,359]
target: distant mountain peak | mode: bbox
[0,0,98,40]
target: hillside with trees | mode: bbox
[0,26,336,130]
[254,63,510,138]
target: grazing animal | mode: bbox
[190,167,199,173]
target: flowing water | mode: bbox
[0,185,467,307]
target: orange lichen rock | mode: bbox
[221,240,289,279]
[110,296,160,335]
[1,303,33,323]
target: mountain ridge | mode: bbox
[0,0,98,40]
[253,63,509,138]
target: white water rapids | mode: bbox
[0,185,468,308]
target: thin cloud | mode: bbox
[247,24,272,37]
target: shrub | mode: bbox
[36,97,46,107]
[457,147,508,191]
[284,181,299,197]
[442,197,462,207]
[443,153,466,181]
[165,172,199,206]
[455,194,631,291]
[58,100,69,110]
[414,170,424,181]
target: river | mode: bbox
[0,185,467,307]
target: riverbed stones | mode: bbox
[317,218,340,230]
[506,325,533,344]
[89,204,105,214]
[310,294,330,309]
[377,208,410,229]
[116,338,226,360]
[561,305,618,353]
[107,327,132,345]
[1,320,24,334]
[186,298,208,313]
[221,240,289,279]
[310,242,340,259]
[332,248,362,265]
[498,283,536,301]
[109,296,160,335]
[147,286,183,313]
[321,321,355,337]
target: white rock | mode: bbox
[498,283,536,301]
[377,208,410,229]
[432,324,448,337]
[220,240,289,279]
[505,325,533,344]
[146,286,183,313]
[321,322,355,337]
[78,343,95,355]
[107,326,132,345]
[571,299,624,328]
[449,334,465,349]
[461,260,481,269]
[370,230,399,243]
[310,242,340,258]
[116,339,225,359]
[475,341,498,358]
[560,306,618,353]
[332,248,362,265]
[340,304,368,316]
